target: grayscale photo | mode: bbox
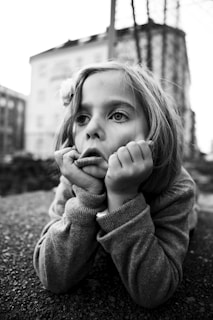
[0,0,213,319]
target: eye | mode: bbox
[110,111,128,122]
[75,114,90,126]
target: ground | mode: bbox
[0,190,213,320]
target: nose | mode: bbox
[86,117,105,140]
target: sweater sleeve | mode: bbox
[33,176,106,293]
[96,168,195,308]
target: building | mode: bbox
[0,85,26,161]
[27,22,197,158]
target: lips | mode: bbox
[80,148,106,160]
[75,148,107,168]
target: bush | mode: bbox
[185,160,213,193]
[0,155,60,196]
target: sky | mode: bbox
[0,0,213,154]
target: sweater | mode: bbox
[33,167,196,308]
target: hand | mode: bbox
[105,140,153,209]
[55,147,104,194]
[81,160,108,179]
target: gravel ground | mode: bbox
[0,191,213,320]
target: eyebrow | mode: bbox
[80,99,136,111]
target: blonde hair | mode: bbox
[56,61,183,194]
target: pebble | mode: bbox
[186,296,196,303]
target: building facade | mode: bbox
[0,86,26,161]
[27,22,197,158]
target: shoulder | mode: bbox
[171,166,196,195]
[149,167,196,215]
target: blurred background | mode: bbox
[0,0,213,196]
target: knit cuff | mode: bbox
[96,193,147,233]
[72,185,106,210]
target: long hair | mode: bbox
[56,61,183,194]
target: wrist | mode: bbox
[87,183,105,195]
[107,191,138,212]
[72,185,106,210]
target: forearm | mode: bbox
[104,217,186,308]
[107,191,138,212]
[97,192,190,308]
[34,186,106,293]
[34,213,99,293]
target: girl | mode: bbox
[33,61,196,309]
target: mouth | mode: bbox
[75,148,107,168]
[80,148,105,159]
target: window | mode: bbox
[0,106,5,126]
[17,101,24,113]
[8,108,14,126]
[36,137,43,152]
[8,99,15,109]
[0,96,6,106]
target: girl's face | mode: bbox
[73,70,149,176]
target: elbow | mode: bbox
[33,252,74,294]
[130,285,177,309]
[131,290,174,309]
[34,265,76,294]
[42,278,72,294]
[129,269,181,309]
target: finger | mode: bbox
[82,165,107,179]
[117,146,133,167]
[137,140,153,163]
[126,141,144,163]
[56,147,74,155]
[147,140,154,154]
[147,140,154,147]
[54,147,72,166]
[75,158,108,171]
[62,149,80,164]
[55,148,80,167]
[108,153,122,170]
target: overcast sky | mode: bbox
[0,0,213,154]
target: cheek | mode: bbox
[72,127,84,152]
[110,131,136,152]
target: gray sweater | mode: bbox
[33,167,195,308]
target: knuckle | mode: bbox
[54,150,61,158]
[117,146,126,153]
[108,153,117,164]
[138,140,146,145]
[127,141,137,148]
[63,152,69,159]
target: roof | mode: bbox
[30,22,186,62]
[0,85,27,100]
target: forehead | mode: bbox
[81,70,133,97]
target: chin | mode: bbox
[82,166,106,179]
